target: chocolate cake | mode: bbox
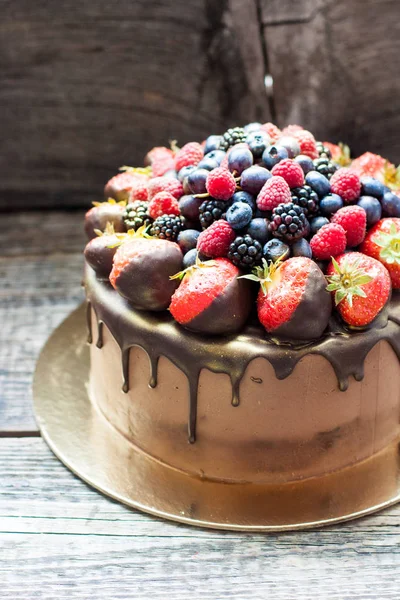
[83,123,400,488]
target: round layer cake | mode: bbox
[83,122,400,492]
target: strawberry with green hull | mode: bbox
[109,234,183,311]
[243,257,331,341]
[84,223,121,279]
[326,252,391,327]
[169,258,252,335]
[84,199,126,240]
[361,218,400,288]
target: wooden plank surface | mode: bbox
[0,0,270,210]
[261,0,400,163]
[0,211,86,431]
[1,437,400,599]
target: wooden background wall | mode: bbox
[1,0,400,210]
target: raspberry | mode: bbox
[104,172,149,202]
[260,122,281,142]
[128,178,149,202]
[292,130,319,159]
[148,176,184,200]
[310,223,347,260]
[197,220,235,258]
[331,205,367,248]
[206,167,236,201]
[146,146,175,177]
[257,175,291,211]
[281,124,304,136]
[174,142,204,172]
[148,191,180,219]
[271,159,305,188]
[330,168,361,203]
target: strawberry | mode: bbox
[169,257,252,334]
[104,170,151,201]
[84,223,120,278]
[174,142,204,172]
[109,234,183,311]
[243,257,331,340]
[360,218,400,288]
[331,205,367,248]
[326,252,391,326]
[323,142,351,166]
[350,152,388,182]
[84,199,126,240]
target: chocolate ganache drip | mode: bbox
[85,266,400,443]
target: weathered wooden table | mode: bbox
[1,211,400,599]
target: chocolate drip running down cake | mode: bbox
[83,123,400,488]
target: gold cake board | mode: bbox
[33,304,400,531]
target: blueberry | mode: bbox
[204,150,226,165]
[240,165,272,195]
[231,191,256,213]
[276,136,300,158]
[357,196,382,226]
[228,146,253,175]
[245,218,270,245]
[255,208,271,219]
[226,202,253,230]
[305,171,331,197]
[177,229,200,255]
[178,195,204,221]
[263,239,290,262]
[310,216,329,235]
[381,191,400,217]
[196,157,219,171]
[183,248,198,268]
[360,176,384,198]
[291,238,312,258]
[178,165,197,182]
[244,122,262,134]
[294,154,315,175]
[187,168,209,194]
[246,131,270,159]
[262,145,288,169]
[204,135,222,154]
[319,194,344,216]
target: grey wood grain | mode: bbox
[0,437,399,600]
[261,0,400,163]
[0,0,270,210]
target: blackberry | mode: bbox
[199,198,226,230]
[220,127,247,151]
[313,156,338,180]
[291,185,319,216]
[316,141,332,159]
[150,214,185,241]
[228,234,262,269]
[269,202,310,242]
[123,200,152,231]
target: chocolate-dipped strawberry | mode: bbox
[169,257,252,334]
[84,199,126,240]
[109,235,183,311]
[104,168,150,202]
[326,252,391,327]
[84,223,121,279]
[244,257,331,340]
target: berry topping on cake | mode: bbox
[326,252,391,326]
[361,218,400,288]
[206,167,237,201]
[330,168,361,203]
[110,236,183,311]
[150,214,185,241]
[197,220,235,258]
[269,202,310,242]
[148,191,180,219]
[243,257,331,340]
[331,205,367,248]
[271,158,305,188]
[123,200,152,231]
[174,142,204,172]
[256,176,291,211]
[310,223,347,260]
[148,176,184,200]
[84,199,126,240]
[169,257,252,334]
